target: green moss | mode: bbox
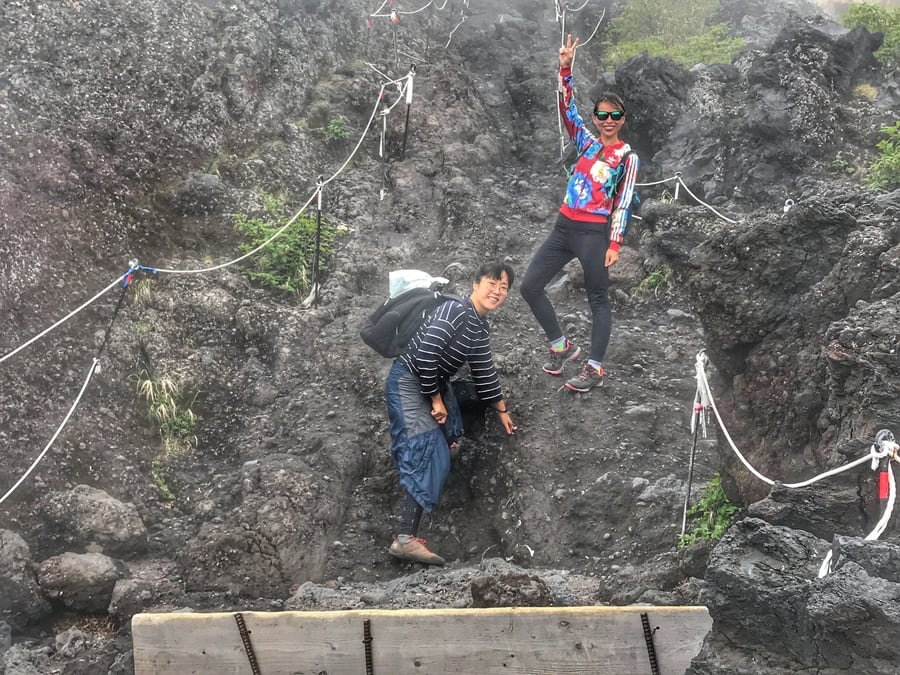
[868,121,900,189]
[233,191,341,294]
[678,474,739,547]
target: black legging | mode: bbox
[520,215,611,362]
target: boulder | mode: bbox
[37,552,127,613]
[0,530,51,630]
[108,559,185,621]
[689,518,900,673]
[42,485,148,558]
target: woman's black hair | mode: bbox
[475,261,516,288]
[594,92,626,114]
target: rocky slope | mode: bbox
[1,0,899,673]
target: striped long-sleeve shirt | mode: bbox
[399,296,503,403]
[559,66,640,251]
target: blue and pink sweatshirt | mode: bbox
[559,67,640,252]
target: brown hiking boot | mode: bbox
[389,536,446,566]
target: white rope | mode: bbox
[695,352,873,488]
[563,0,592,12]
[398,1,434,15]
[691,351,711,438]
[370,0,390,17]
[397,48,425,63]
[637,175,678,188]
[445,15,466,48]
[0,358,100,506]
[693,350,900,578]
[676,175,739,224]
[154,191,318,275]
[365,61,407,85]
[818,449,896,578]
[380,75,412,116]
[577,8,606,48]
[155,81,391,275]
[0,277,121,365]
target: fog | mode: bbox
[816,0,900,15]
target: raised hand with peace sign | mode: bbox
[559,33,580,69]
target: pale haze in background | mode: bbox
[817,0,900,15]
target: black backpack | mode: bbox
[613,149,640,218]
[360,288,463,358]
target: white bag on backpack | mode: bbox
[388,269,449,299]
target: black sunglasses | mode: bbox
[594,110,624,121]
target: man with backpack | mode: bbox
[385,262,517,566]
[520,34,640,392]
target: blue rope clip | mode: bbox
[121,260,158,288]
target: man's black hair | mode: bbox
[475,261,516,288]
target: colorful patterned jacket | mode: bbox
[559,67,639,252]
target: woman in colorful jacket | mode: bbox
[386,262,517,565]
[520,34,639,392]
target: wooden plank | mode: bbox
[133,606,711,675]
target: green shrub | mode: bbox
[633,263,672,297]
[832,150,852,174]
[135,369,198,501]
[678,474,739,547]
[867,121,900,189]
[325,116,350,142]
[234,192,339,294]
[608,25,744,68]
[135,370,197,456]
[605,0,745,68]
[843,3,900,72]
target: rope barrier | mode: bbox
[562,0,593,12]
[445,15,466,48]
[690,350,900,577]
[577,9,606,48]
[0,85,396,499]
[0,358,101,507]
[2,68,405,362]
[370,0,391,18]
[675,176,739,224]
[0,269,139,505]
[364,61,407,85]
[818,436,897,578]
[397,1,437,15]
[694,351,875,488]
[155,77,394,276]
[0,277,121,365]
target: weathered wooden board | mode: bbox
[133,605,711,675]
